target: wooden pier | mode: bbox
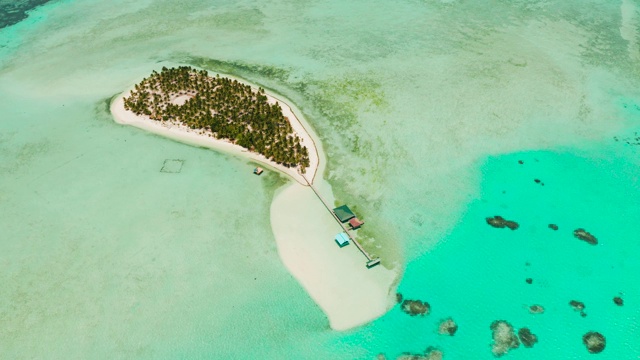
[304,178,381,268]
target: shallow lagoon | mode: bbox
[1,0,640,358]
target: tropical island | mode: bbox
[110,66,396,331]
[113,66,318,184]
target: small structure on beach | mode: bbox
[335,232,350,247]
[254,167,264,175]
[349,217,364,229]
[160,159,184,173]
[366,258,381,268]
[333,205,356,223]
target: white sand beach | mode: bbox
[110,82,319,186]
[270,182,398,330]
[111,75,398,330]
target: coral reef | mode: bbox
[490,320,520,357]
[486,216,519,230]
[573,228,598,245]
[583,332,606,353]
[438,318,458,336]
[570,300,587,317]
[548,224,558,230]
[517,328,538,348]
[569,300,585,311]
[525,278,533,284]
[401,299,430,316]
[613,296,624,306]
[397,347,443,360]
[529,305,544,314]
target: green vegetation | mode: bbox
[124,66,310,170]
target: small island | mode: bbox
[112,66,318,185]
[111,67,397,332]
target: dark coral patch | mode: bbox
[583,332,606,353]
[569,300,585,311]
[529,305,544,314]
[490,320,520,357]
[400,299,430,317]
[486,216,519,230]
[613,296,624,306]
[438,318,458,336]
[574,228,598,245]
[518,328,538,348]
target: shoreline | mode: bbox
[110,71,399,330]
[110,80,319,186]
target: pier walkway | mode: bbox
[303,178,380,267]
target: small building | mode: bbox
[335,232,350,247]
[366,258,381,268]
[333,205,356,223]
[254,167,264,175]
[349,217,364,229]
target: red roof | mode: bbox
[349,218,364,228]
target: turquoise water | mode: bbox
[2,0,640,358]
[336,144,640,359]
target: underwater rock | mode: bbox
[490,320,520,357]
[396,293,404,304]
[396,347,443,360]
[582,332,606,354]
[574,228,598,245]
[438,318,458,336]
[529,305,545,314]
[518,328,538,348]
[401,299,430,317]
[525,278,533,284]
[570,300,585,312]
[486,216,519,230]
[548,224,558,230]
[613,296,623,306]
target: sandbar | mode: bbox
[270,182,398,330]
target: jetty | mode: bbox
[303,178,381,268]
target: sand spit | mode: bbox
[111,73,397,331]
[270,182,397,330]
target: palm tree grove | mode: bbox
[124,66,311,171]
